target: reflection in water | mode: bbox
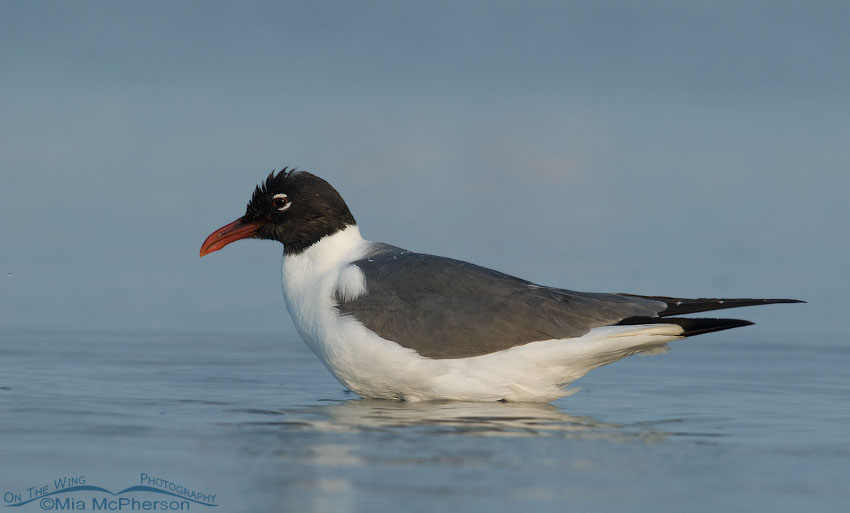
[232,399,672,442]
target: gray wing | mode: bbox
[335,244,667,359]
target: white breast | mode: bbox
[281,226,433,399]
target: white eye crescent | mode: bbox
[272,193,291,211]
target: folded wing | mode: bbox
[335,244,801,359]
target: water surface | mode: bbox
[1,328,847,512]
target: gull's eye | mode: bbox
[272,193,290,211]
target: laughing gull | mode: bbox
[200,169,802,402]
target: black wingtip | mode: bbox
[616,316,755,337]
[620,295,806,317]
[685,318,755,337]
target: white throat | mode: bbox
[283,224,366,275]
[280,224,368,326]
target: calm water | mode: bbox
[1,327,848,512]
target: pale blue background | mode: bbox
[1,1,846,335]
[2,4,849,513]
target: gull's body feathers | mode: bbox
[282,226,683,402]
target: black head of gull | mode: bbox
[200,167,804,402]
[200,169,355,257]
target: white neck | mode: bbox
[280,224,371,370]
[282,224,368,281]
